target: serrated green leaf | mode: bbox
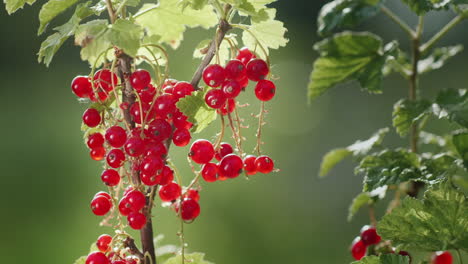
[38,0,81,35]
[348,192,372,221]
[163,252,213,264]
[419,45,463,74]
[392,99,431,137]
[308,32,389,100]
[453,131,468,168]
[220,0,272,22]
[352,254,410,264]
[75,19,111,66]
[356,149,421,192]
[378,182,468,251]
[4,0,36,14]
[176,91,217,133]
[135,0,218,49]
[433,89,468,128]
[105,19,142,57]
[319,148,352,177]
[179,0,209,10]
[402,0,468,14]
[317,0,383,36]
[73,256,86,264]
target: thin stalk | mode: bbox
[420,15,464,54]
[380,6,415,38]
[456,249,464,264]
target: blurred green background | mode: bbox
[1,1,467,263]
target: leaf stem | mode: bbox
[456,249,464,264]
[420,15,464,54]
[105,0,116,23]
[380,6,415,38]
[133,5,158,19]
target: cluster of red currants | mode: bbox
[85,234,139,264]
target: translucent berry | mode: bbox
[173,110,193,130]
[351,237,367,260]
[124,137,145,157]
[159,182,181,202]
[145,142,168,158]
[141,155,164,175]
[91,195,112,216]
[106,148,126,168]
[432,251,453,264]
[205,89,226,109]
[255,155,274,173]
[225,59,247,80]
[215,142,234,161]
[201,163,218,182]
[255,80,276,101]
[87,133,104,149]
[217,98,235,115]
[94,191,111,200]
[218,154,243,178]
[154,94,176,117]
[86,252,109,264]
[246,59,269,81]
[105,126,127,148]
[148,119,172,142]
[173,129,191,147]
[243,155,257,175]
[130,70,151,91]
[139,84,157,104]
[96,234,112,253]
[127,211,147,230]
[236,47,256,65]
[154,165,174,186]
[126,190,146,212]
[90,147,106,161]
[183,189,200,202]
[189,139,215,164]
[203,64,226,87]
[118,196,132,216]
[72,76,92,98]
[101,169,120,186]
[360,226,381,246]
[94,69,118,92]
[141,172,158,186]
[83,108,101,127]
[222,80,242,98]
[173,81,194,99]
[180,199,201,221]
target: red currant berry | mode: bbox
[218,154,243,178]
[243,155,257,175]
[351,237,367,260]
[90,147,106,161]
[111,261,126,264]
[255,80,276,101]
[87,133,105,149]
[141,172,158,186]
[127,211,147,230]
[86,252,110,264]
[432,251,453,264]
[145,141,168,158]
[148,119,172,142]
[163,78,178,89]
[141,155,164,176]
[173,129,191,147]
[217,98,235,115]
[96,234,112,253]
[203,64,226,87]
[205,89,227,109]
[105,126,127,148]
[189,139,215,164]
[126,190,146,212]
[71,76,92,98]
[139,84,157,103]
[94,191,111,200]
[236,47,256,65]
[183,189,200,202]
[159,182,181,202]
[106,148,126,168]
[130,70,151,91]
[246,59,269,81]
[360,225,381,246]
[173,81,194,99]
[91,195,112,216]
[124,137,145,157]
[83,108,101,127]
[225,59,247,80]
[238,75,249,89]
[101,169,121,186]
[201,163,218,182]
[94,69,118,92]
[154,94,177,117]
[118,196,132,216]
[180,199,201,221]
[215,142,234,161]
[155,165,174,186]
[173,110,192,130]
[255,155,274,173]
[222,80,242,98]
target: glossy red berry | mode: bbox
[189,139,215,164]
[96,234,112,253]
[94,69,118,92]
[432,251,453,264]
[183,189,200,202]
[217,98,235,115]
[218,154,243,178]
[101,169,120,186]
[201,163,218,182]
[255,155,274,173]
[148,119,172,142]
[246,59,269,81]
[141,155,164,176]
[225,59,247,80]
[145,142,168,158]
[351,237,367,260]
[91,195,112,216]
[86,251,110,264]
[126,190,146,212]
[94,191,111,200]
[124,137,145,157]
[72,76,93,98]
[90,147,106,161]
[87,133,104,149]
[360,226,381,246]
[173,129,191,147]
[173,81,194,98]
[215,142,234,161]
[127,211,147,230]
[130,102,155,124]
[159,182,181,202]
[180,199,200,221]
[106,148,126,168]
[255,80,276,101]
[203,64,226,87]
[236,47,256,65]
[130,70,151,91]
[105,126,127,148]
[118,197,132,216]
[205,89,227,109]
[139,84,157,103]
[111,261,126,264]
[83,108,101,127]
[243,155,257,175]
[222,80,242,98]
[238,75,249,88]
[141,172,158,186]
[173,110,193,130]
[154,94,176,117]
[155,165,174,186]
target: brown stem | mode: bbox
[124,237,145,260]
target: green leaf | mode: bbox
[73,256,86,264]
[356,149,421,192]
[308,32,389,100]
[179,0,209,10]
[319,128,389,177]
[348,192,372,221]
[4,0,36,14]
[352,254,410,264]
[105,19,142,57]
[38,1,95,66]
[378,182,468,251]
[75,19,110,66]
[433,89,468,128]
[176,91,218,133]
[419,45,463,74]
[38,0,81,35]
[392,99,431,137]
[241,9,288,55]
[135,0,218,49]
[220,0,274,22]
[163,252,213,264]
[402,0,434,14]
[453,131,468,168]
[420,131,448,148]
[193,34,238,64]
[317,0,383,36]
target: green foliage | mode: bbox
[319,149,352,177]
[73,256,86,264]
[308,32,395,100]
[433,88,468,128]
[351,254,410,264]
[453,130,468,168]
[4,0,36,14]
[220,0,275,22]
[317,0,383,36]
[402,0,468,15]
[419,45,463,74]
[38,0,80,35]
[392,99,431,137]
[106,19,143,57]
[348,192,372,221]
[74,19,110,66]
[176,90,218,133]
[378,182,468,251]
[163,252,213,264]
